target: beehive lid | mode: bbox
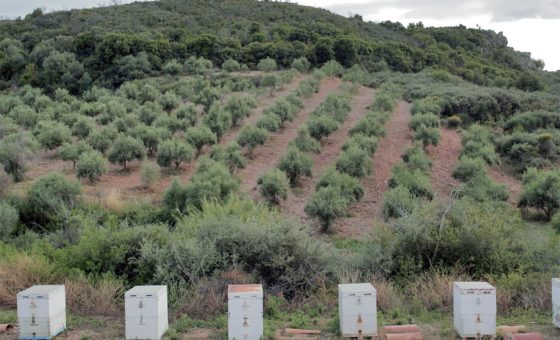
[338,283,376,297]
[17,285,64,299]
[125,285,166,298]
[228,284,263,299]
[454,281,495,294]
[553,278,560,286]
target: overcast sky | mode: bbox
[1,0,558,71]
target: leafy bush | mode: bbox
[184,159,240,210]
[452,157,487,182]
[371,92,395,112]
[186,126,217,154]
[222,59,241,72]
[291,128,321,153]
[0,132,38,182]
[266,98,297,126]
[402,146,432,172]
[34,121,72,150]
[0,168,12,196]
[413,125,440,148]
[175,104,198,127]
[76,151,106,183]
[382,186,417,220]
[0,202,18,237]
[258,169,289,204]
[460,175,509,202]
[210,142,246,173]
[58,141,94,169]
[225,95,253,127]
[316,168,363,203]
[447,115,462,128]
[291,57,310,73]
[107,136,146,169]
[349,114,386,137]
[518,169,560,219]
[342,134,378,156]
[306,115,338,141]
[389,165,434,199]
[203,105,232,140]
[504,111,560,132]
[71,117,95,139]
[277,147,312,186]
[257,57,277,72]
[462,140,499,165]
[261,74,279,95]
[25,172,82,229]
[410,96,442,115]
[140,161,160,189]
[163,59,182,76]
[237,126,268,155]
[409,113,440,130]
[88,127,116,154]
[157,139,194,168]
[305,186,348,231]
[256,113,281,132]
[335,146,372,178]
[551,211,560,233]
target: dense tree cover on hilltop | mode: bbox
[0,0,550,93]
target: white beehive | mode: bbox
[553,278,560,328]
[17,285,66,339]
[125,285,168,340]
[228,284,263,340]
[338,283,377,338]
[453,282,496,338]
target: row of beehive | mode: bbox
[15,279,560,339]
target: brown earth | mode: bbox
[278,86,375,223]
[237,77,344,195]
[426,127,462,200]
[488,166,523,205]
[333,100,413,237]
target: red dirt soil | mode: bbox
[237,77,344,195]
[278,86,375,222]
[488,166,522,205]
[333,100,413,237]
[426,127,462,200]
[18,75,307,204]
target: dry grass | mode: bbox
[488,272,552,313]
[370,276,403,314]
[406,269,471,312]
[65,275,124,316]
[103,189,125,214]
[0,253,56,308]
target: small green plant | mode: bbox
[335,146,372,178]
[277,147,312,186]
[76,151,107,183]
[452,157,487,182]
[237,126,269,156]
[107,136,146,169]
[157,139,194,169]
[140,161,160,189]
[258,169,289,204]
[305,186,348,231]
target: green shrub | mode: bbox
[26,172,82,229]
[184,159,240,210]
[107,136,146,169]
[452,157,487,182]
[382,186,417,220]
[262,74,279,95]
[371,93,395,112]
[58,141,94,169]
[305,186,348,231]
[291,57,310,73]
[342,134,378,156]
[222,59,241,72]
[518,169,560,219]
[203,105,232,140]
[277,147,312,186]
[257,57,277,72]
[461,175,509,202]
[335,146,372,178]
[237,126,269,155]
[410,96,442,115]
[316,168,363,203]
[71,117,95,139]
[76,151,107,183]
[551,211,560,232]
[34,121,72,150]
[0,202,18,237]
[307,115,338,141]
[140,161,160,189]
[413,125,440,148]
[163,59,182,76]
[258,169,290,204]
[402,146,432,172]
[291,128,321,153]
[223,142,246,173]
[409,113,440,130]
[0,168,12,196]
[256,113,281,132]
[321,60,344,78]
[157,139,194,169]
[225,95,253,127]
[88,127,116,154]
[266,98,297,126]
[0,132,38,182]
[175,104,198,127]
[389,165,434,199]
[186,126,217,155]
[349,114,386,137]
[462,140,499,165]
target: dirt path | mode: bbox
[488,166,522,205]
[279,86,376,221]
[333,100,413,237]
[238,78,343,195]
[426,127,462,200]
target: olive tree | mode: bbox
[35,121,72,150]
[258,169,289,204]
[291,57,310,73]
[0,132,38,182]
[257,57,277,72]
[186,126,217,155]
[157,139,195,169]
[58,141,94,169]
[518,170,560,219]
[277,147,312,186]
[203,105,232,140]
[307,115,338,141]
[305,186,348,231]
[76,151,107,183]
[335,146,372,178]
[262,74,279,96]
[222,59,241,72]
[225,96,253,127]
[72,117,95,139]
[107,136,146,169]
[140,161,160,189]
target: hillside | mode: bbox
[1,1,560,339]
